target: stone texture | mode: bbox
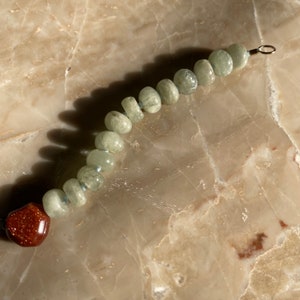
[0,0,300,299]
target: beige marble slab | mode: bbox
[0,0,300,299]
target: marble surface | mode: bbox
[0,0,300,299]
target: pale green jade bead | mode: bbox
[104,111,132,134]
[193,59,216,86]
[42,189,69,218]
[86,149,115,171]
[208,49,233,77]
[226,43,249,70]
[77,166,104,191]
[121,96,144,123]
[95,131,124,153]
[156,79,179,105]
[138,86,162,113]
[173,69,198,95]
[63,178,86,207]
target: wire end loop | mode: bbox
[249,45,276,55]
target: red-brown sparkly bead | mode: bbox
[5,202,50,247]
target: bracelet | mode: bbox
[3,43,276,247]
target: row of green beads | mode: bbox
[42,43,249,218]
[173,43,249,95]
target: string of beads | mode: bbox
[4,43,275,247]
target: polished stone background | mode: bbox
[0,0,300,299]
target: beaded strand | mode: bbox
[4,43,275,247]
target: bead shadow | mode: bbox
[0,47,211,241]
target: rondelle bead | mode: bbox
[121,96,144,123]
[138,86,162,113]
[193,59,216,86]
[173,69,198,95]
[226,43,249,69]
[104,111,132,134]
[42,189,69,218]
[63,178,86,207]
[5,202,50,247]
[95,131,124,153]
[77,166,104,191]
[86,149,115,171]
[156,79,179,105]
[208,49,233,77]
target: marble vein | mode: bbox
[188,107,223,186]
[266,62,300,157]
[64,0,89,100]
[10,249,36,298]
[252,0,263,43]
